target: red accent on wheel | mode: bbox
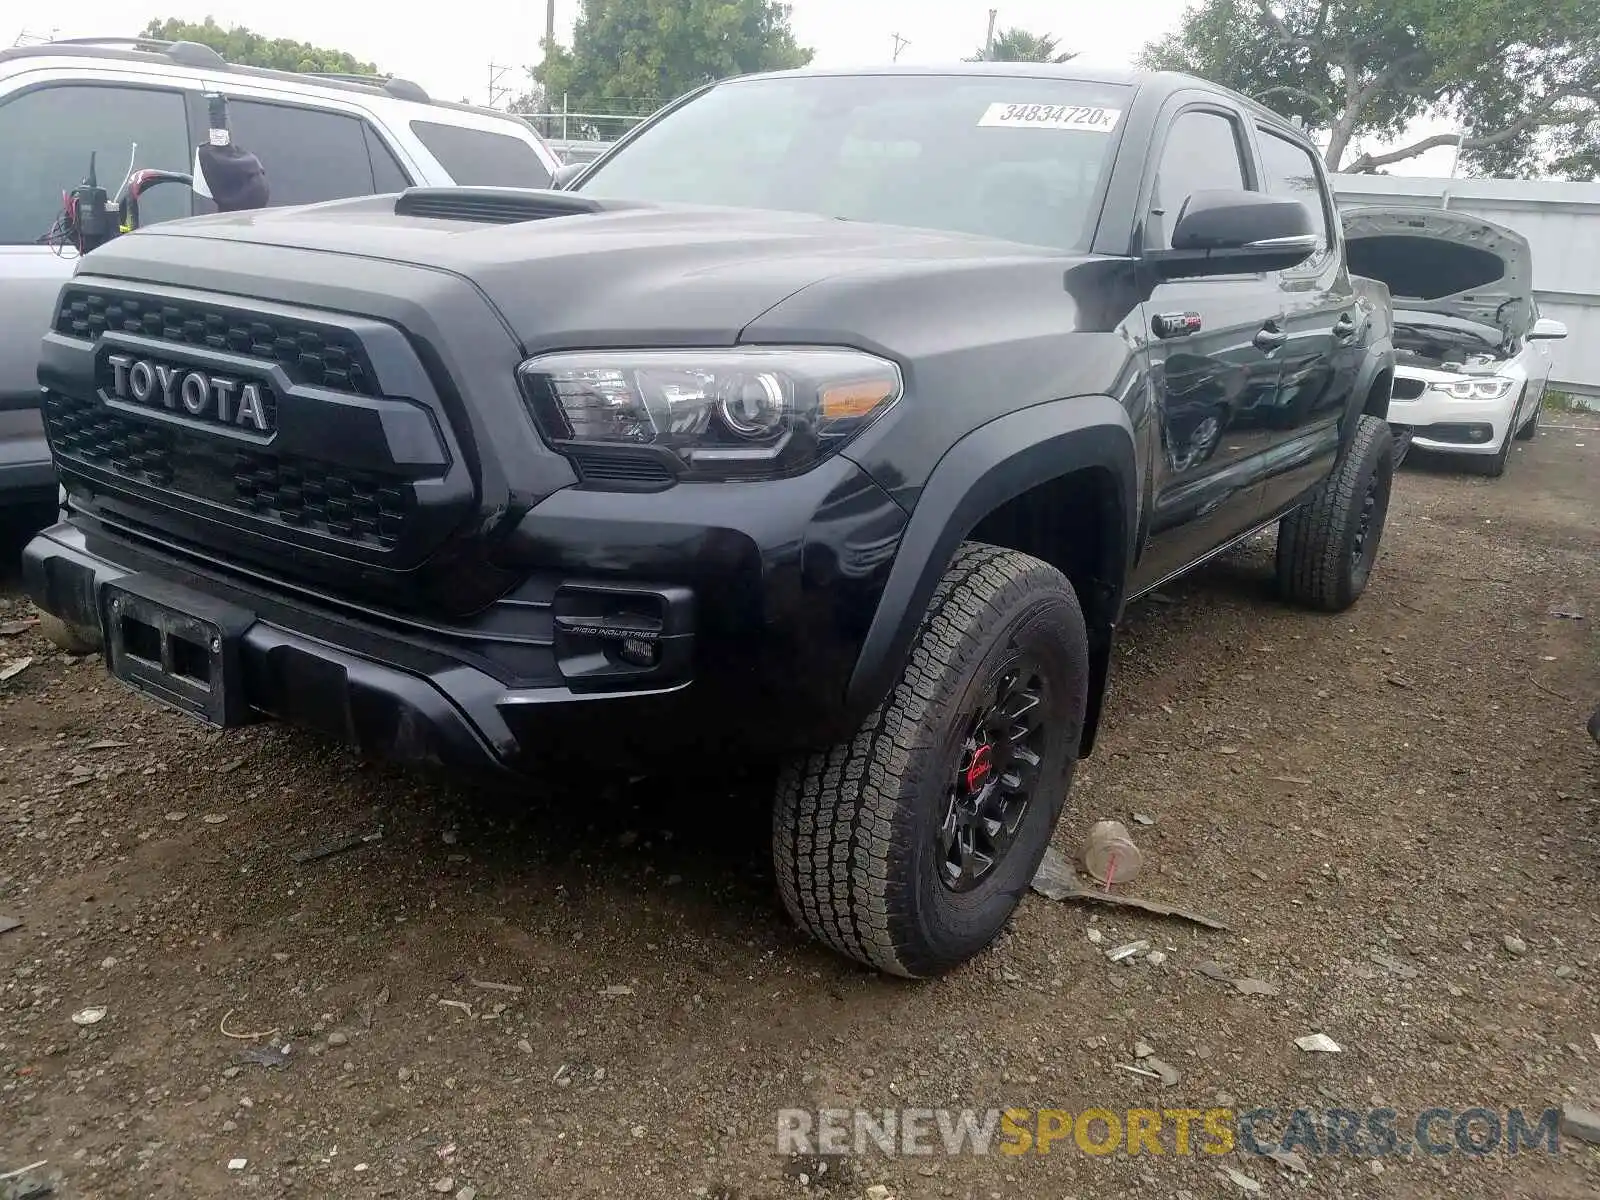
[965,744,994,793]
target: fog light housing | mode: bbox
[618,636,658,668]
[550,583,694,687]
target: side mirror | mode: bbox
[550,161,587,190]
[1529,317,1568,341]
[1147,190,1320,279]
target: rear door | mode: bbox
[1251,123,1352,515]
[0,71,198,449]
[1132,102,1285,591]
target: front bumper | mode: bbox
[1387,383,1516,456]
[23,454,907,775]
[27,521,522,768]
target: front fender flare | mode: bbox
[1350,338,1396,430]
[845,394,1138,721]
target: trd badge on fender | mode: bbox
[105,353,274,433]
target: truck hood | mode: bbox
[1342,207,1533,342]
[126,192,1076,349]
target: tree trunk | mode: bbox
[1324,109,1360,172]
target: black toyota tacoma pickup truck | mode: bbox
[24,65,1397,978]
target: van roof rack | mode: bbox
[22,37,432,103]
[47,35,227,68]
[303,72,431,103]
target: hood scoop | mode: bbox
[394,186,606,225]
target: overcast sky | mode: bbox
[10,0,1458,174]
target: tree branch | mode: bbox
[1342,102,1584,172]
[1254,0,1323,55]
[1253,85,1338,120]
[1362,50,1430,99]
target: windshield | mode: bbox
[576,73,1133,251]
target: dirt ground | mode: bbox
[2,422,1597,1200]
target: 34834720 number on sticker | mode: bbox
[977,103,1122,132]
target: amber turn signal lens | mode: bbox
[820,378,898,421]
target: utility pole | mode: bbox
[545,0,557,60]
[487,62,513,108]
[890,32,910,62]
[984,10,997,60]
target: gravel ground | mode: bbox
[1,424,1597,1200]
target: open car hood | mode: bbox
[1342,207,1533,341]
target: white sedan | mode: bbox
[1344,208,1567,477]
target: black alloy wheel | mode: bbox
[938,662,1049,892]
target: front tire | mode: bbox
[1514,392,1540,441]
[773,543,1089,978]
[1469,387,1524,476]
[35,609,101,655]
[1277,414,1395,612]
[1469,425,1515,477]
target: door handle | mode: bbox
[1333,312,1359,342]
[1254,324,1287,351]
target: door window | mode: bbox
[409,121,552,188]
[0,84,192,245]
[1257,127,1334,271]
[1147,109,1248,250]
[209,100,385,207]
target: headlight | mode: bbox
[517,347,902,480]
[1428,377,1515,401]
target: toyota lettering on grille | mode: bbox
[106,353,274,434]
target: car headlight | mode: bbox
[517,347,903,480]
[1428,377,1515,401]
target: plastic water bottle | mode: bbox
[1081,819,1143,886]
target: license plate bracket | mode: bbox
[101,575,258,728]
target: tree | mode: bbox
[1138,0,1599,179]
[534,0,812,129]
[139,17,379,75]
[507,78,548,117]
[507,78,555,138]
[969,28,1077,64]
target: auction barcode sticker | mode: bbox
[977,102,1121,131]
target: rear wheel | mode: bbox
[773,543,1088,977]
[1277,414,1395,612]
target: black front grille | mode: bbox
[55,288,378,396]
[46,390,408,548]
